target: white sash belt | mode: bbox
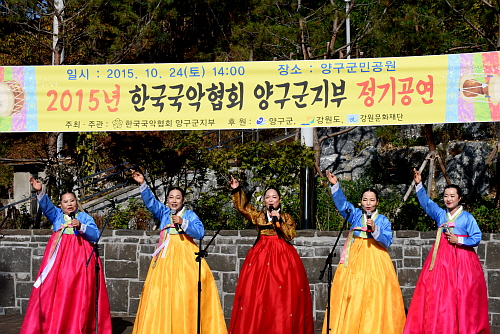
[152,233,171,259]
[34,241,61,288]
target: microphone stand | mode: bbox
[319,208,351,334]
[86,199,116,334]
[195,218,227,334]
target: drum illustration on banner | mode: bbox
[0,80,25,117]
[459,73,500,105]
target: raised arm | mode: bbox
[326,171,358,223]
[230,176,266,225]
[31,177,60,227]
[413,168,444,223]
[131,169,145,185]
[132,170,169,221]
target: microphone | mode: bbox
[171,209,183,233]
[69,211,78,236]
[269,205,278,223]
[366,211,372,232]
[442,223,449,234]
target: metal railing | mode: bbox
[0,195,36,214]
[0,162,136,216]
[205,129,297,150]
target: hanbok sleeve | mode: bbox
[371,215,393,248]
[180,210,205,240]
[330,183,361,226]
[415,183,443,225]
[37,191,62,231]
[231,187,266,226]
[140,183,168,227]
[457,213,482,247]
[277,213,296,241]
[77,212,100,243]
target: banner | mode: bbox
[0,51,498,132]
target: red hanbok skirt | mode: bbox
[20,233,112,334]
[404,233,490,334]
[228,235,314,334]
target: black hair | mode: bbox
[60,191,78,201]
[264,187,281,210]
[168,186,186,199]
[361,188,379,201]
[443,184,463,198]
[264,187,281,199]
[59,191,84,212]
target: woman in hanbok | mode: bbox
[20,177,112,334]
[131,170,227,334]
[403,169,489,334]
[228,175,314,334]
[322,170,406,334]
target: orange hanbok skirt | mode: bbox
[132,233,227,334]
[322,237,406,334]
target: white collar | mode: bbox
[447,206,463,221]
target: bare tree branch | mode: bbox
[318,126,357,144]
[445,0,498,49]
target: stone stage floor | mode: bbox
[0,314,326,334]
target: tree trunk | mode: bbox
[46,132,61,197]
[425,124,437,198]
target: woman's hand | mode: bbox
[131,170,145,185]
[29,177,42,194]
[325,170,337,185]
[269,209,280,222]
[444,231,458,244]
[366,218,375,231]
[70,219,81,230]
[229,175,240,189]
[171,214,183,225]
[413,168,422,184]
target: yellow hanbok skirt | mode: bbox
[132,233,227,334]
[322,237,406,334]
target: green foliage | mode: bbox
[0,161,13,200]
[208,140,315,190]
[2,0,500,65]
[202,140,314,228]
[192,191,247,231]
[5,128,500,233]
[281,190,301,226]
[390,195,435,231]
[1,203,39,229]
[361,0,493,57]
[315,174,373,231]
[16,203,33,229]
[375,126,426,148]
[4,0,500,66]
[314,171,437,232]
[107,131,211,206]
[75,132,109,179]
[315,178,343,231]
[106,198,152,230]
[52,165,80,199]
[467,198,500,233]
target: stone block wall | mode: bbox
[1,229,499,328]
